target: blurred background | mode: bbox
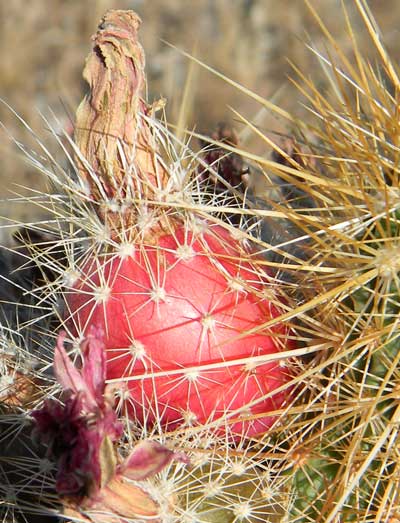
[1,0,399,228]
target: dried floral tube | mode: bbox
[74,10,168,234]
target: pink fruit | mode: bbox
[66,224,293,437]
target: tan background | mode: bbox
[1,0,399,228]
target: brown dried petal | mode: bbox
[100,477,159,520]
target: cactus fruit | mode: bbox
[66,223,293,437]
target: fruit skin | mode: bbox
[66,224,293,437]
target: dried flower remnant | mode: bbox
[32,327,187,521]
[32,328,122,497]
[74,10,168,234]
[199,122,247,191]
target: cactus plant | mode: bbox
[1,1,400,522]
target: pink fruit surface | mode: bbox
[65,224,293,436]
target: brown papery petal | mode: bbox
[101,477,159,520]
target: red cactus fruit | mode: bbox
[66,224,293,437]
[67,10,295,439]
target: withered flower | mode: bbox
[32,327,187,521]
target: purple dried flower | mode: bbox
[32,326,123,498]
[199,122,246,190]
[32,326,188,518]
